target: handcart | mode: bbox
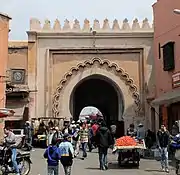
[113,139,146,168]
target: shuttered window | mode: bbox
[162,41,175,71]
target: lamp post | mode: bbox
[174,9,180,15]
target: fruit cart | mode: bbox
[113,138,146,168]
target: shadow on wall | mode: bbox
[145,44,156,129]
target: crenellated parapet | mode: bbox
[29,18,153,32]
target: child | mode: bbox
[59,133,74,175]
[44,139,61,175]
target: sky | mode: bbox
[0,0,156,40]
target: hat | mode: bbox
[71,120,75,124]
[63,133,70,139]
[138,123,143,127]
[26,121,30,124]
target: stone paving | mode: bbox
[29,148,176,175]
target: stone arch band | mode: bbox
[52,57,141,118]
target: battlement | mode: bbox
[29,18,153,33]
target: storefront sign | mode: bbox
[6,85,29,93]
[172,72,180,88]
[6,87,20,92]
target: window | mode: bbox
[162,41,175,71]
[11,69,25,84]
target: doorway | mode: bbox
[70,74,124,127]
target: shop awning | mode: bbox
[151,88,180,106]
[0,108,15,118]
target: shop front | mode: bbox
[152,72,180,131]
[5,84,29,128]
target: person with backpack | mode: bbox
[43,139,61,175]
[59,133,74,175]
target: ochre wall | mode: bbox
[52,53,140,92]
[0,14,10,108]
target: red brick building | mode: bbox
[152,0,180,131]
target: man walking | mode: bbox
[59,133,74,175]
[44,139,61,175]
[95,120,114,170]
[157,125,170,173]
[79,122,89,160]
[24,121,33,150]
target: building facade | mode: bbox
[5,41,29,128]
[27,17,154,132]
[152,0,180,131]
[0,13,11,108]
[0,13,11,139]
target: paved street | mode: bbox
[29,149,176,175]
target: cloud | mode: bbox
[0,0,156,40]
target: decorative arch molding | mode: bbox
[52,57,140,117]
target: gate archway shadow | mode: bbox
[70,74,124,129]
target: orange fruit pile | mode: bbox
[115,136,137,146]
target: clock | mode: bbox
[13,72,22,81]
[11,69,25,84]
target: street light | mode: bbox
[174,9,180,14]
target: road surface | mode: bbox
[29,148,176,175]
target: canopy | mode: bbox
[79,106,103,121]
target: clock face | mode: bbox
[13,72,22,81]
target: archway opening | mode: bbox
[70,74,124,129]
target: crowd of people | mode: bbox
[4,116,180,175]
[42,118,114,175]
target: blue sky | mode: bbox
[0,0,156,40]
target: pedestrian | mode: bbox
[4,127,20,175]
[79,122,89,160]
[62,124,72,135]
[95,120,114,170]
[47,128,55,146]
[127,124,137,137]
[110,121,117,145]
[88,123,93,152]
[59,133,74,175]
[91,121,100,136]
[157,125,170,173]
[137,123,146,157]
[72,127,80,157]
[137,123,145,140]
[24,121,33,151]
[52,127,63,146]
[43,139,61,175]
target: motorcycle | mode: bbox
[0,144,32,175]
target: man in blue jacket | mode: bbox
[44,139,61,175]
